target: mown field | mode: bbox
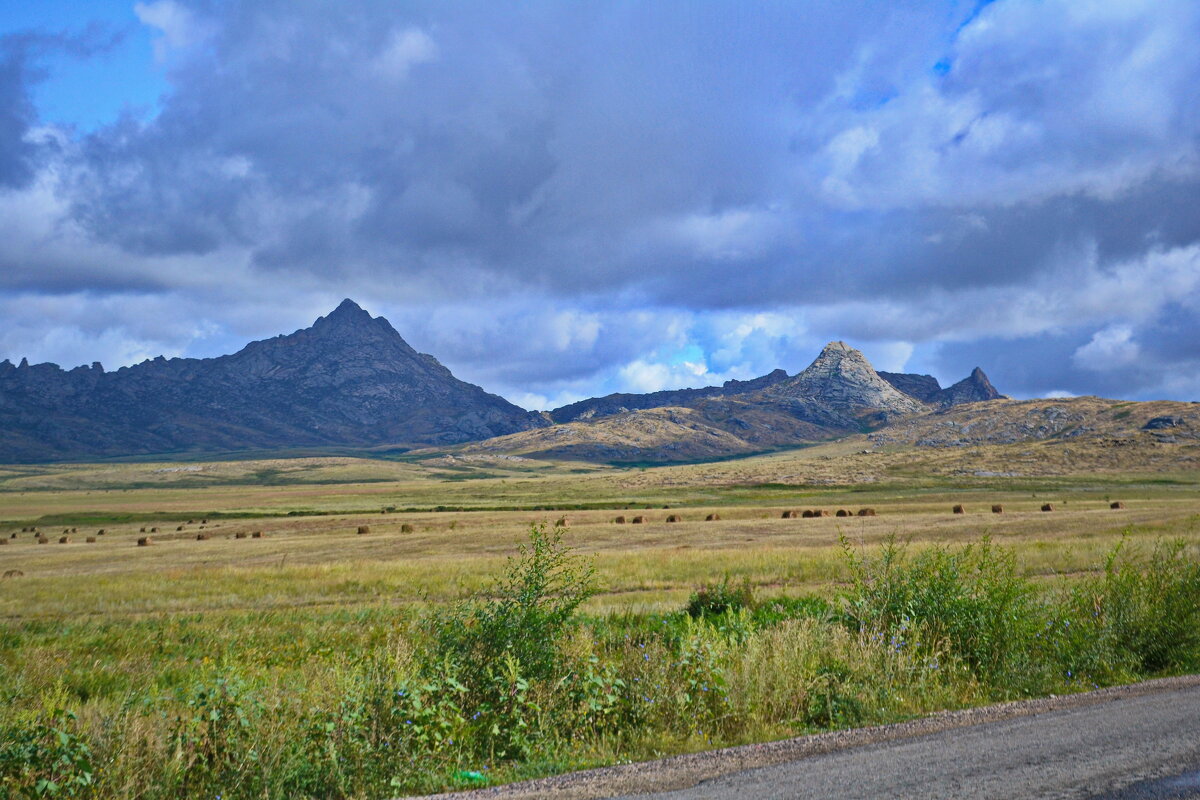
[1,444,1198,798]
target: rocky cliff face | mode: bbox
[880,366,1004,408]
[762,342,929,426]
[0,300,543,462]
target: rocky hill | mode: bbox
[446,341,1007,463]
[0,300,543,462]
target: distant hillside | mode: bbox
[870,396,1200,448]
[446,341,1007,463]
[0,300,543,462]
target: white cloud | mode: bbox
[373,27,438,80]
[1072,324,1141,371]
[135,1,213,62]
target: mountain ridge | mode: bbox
[1,300,1007,463]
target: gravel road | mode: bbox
[408,675,1200,800]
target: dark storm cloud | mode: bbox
[2,0,1199,405]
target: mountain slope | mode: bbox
[0,300,542,462]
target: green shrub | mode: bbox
[840,535,1037,685]
[1074,539,1200,674]
[0,707,95,799]
[685,576,754,618]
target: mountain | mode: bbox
[549,369,789,423]
[0,300,543,462]
[447,341,1005,464]
[879,366,1004,407]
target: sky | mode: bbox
[1,0,1198,410]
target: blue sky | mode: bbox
[1,1,1198,409]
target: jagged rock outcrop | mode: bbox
[881,366,1004,408]
[0,299,543,462]
[763,342,929,426]
[878,371,943,403]
[936,367,1003,407]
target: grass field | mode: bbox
[1,443,1198,797]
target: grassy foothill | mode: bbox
[0,454,1197,798]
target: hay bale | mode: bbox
[1041,503,1055,512]
[400,523,414,533]
[235,532,247,539]
[201,519,208,524]
[86,536,97,543]
[857,508,877,517]
[356,525,371,535]
[556,516,570,527]
[58,535,71,544]
[70,527,77,533]
[63,529,70,535]
[631,515,645,524]
[140,527,146,533]
[97,529,106,535]
[801,510,815,518]
[991,504,1003,514]
[953,504,965,514]
[1110,501,1126,509]
[2,569,24,578]
[252,531,264,538]
[0,539,7,545]
[137,537,152,546]
[706,513,720,521]
[781,510,796,519]
[176,526,184,531]
[37,536,49,544]
[815,510,832,517]
[666,514,681,523]
[613,516,626,524]
[150,527,159,533]
[836,509,851,517]
[187,519,195,524]
[196,533,210,541]
[8,532,16,538]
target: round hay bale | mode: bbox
[196,533,210,541]
[8,532,16,538]
[187,519,195,524]
[1110,501,1126,509]
[63,529,70,535]
[857,508,877,517]
[835,509,851,517]
[816,510,832,517]
[139,527,146,533]
[86,536,97,543]
[781,510,795,519]
[201,519,208,524]
[37,536,49,544]
[705,513,720,521]
[176,526,184,531]
[70,527,77,533]
[666,514,681,523]
[613,516,626,524]
[0,538,7,545]
[137,536,152,546]
[991,504,1004,514]
[953,504,966,514]
[58,535,71,544]
[1041,503,1055,512]
[97,529,106,535]
[631,515,645,524]
[150,527,158,533]
[400,523,414,533]
[235,532,247,539]
[252,531,264,538]
[555,516,570,527]
[801,510,815,518]
[356,525,371,535]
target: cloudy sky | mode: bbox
[2,0,1198,409]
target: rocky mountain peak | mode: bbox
[769,341,928,415]
[938,366,1004,406]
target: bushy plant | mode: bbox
[0,707,95,799]
[1072,538,1200,674]
[685,576,754,619]
[419,523,596,758]
[839,535,1036,684]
